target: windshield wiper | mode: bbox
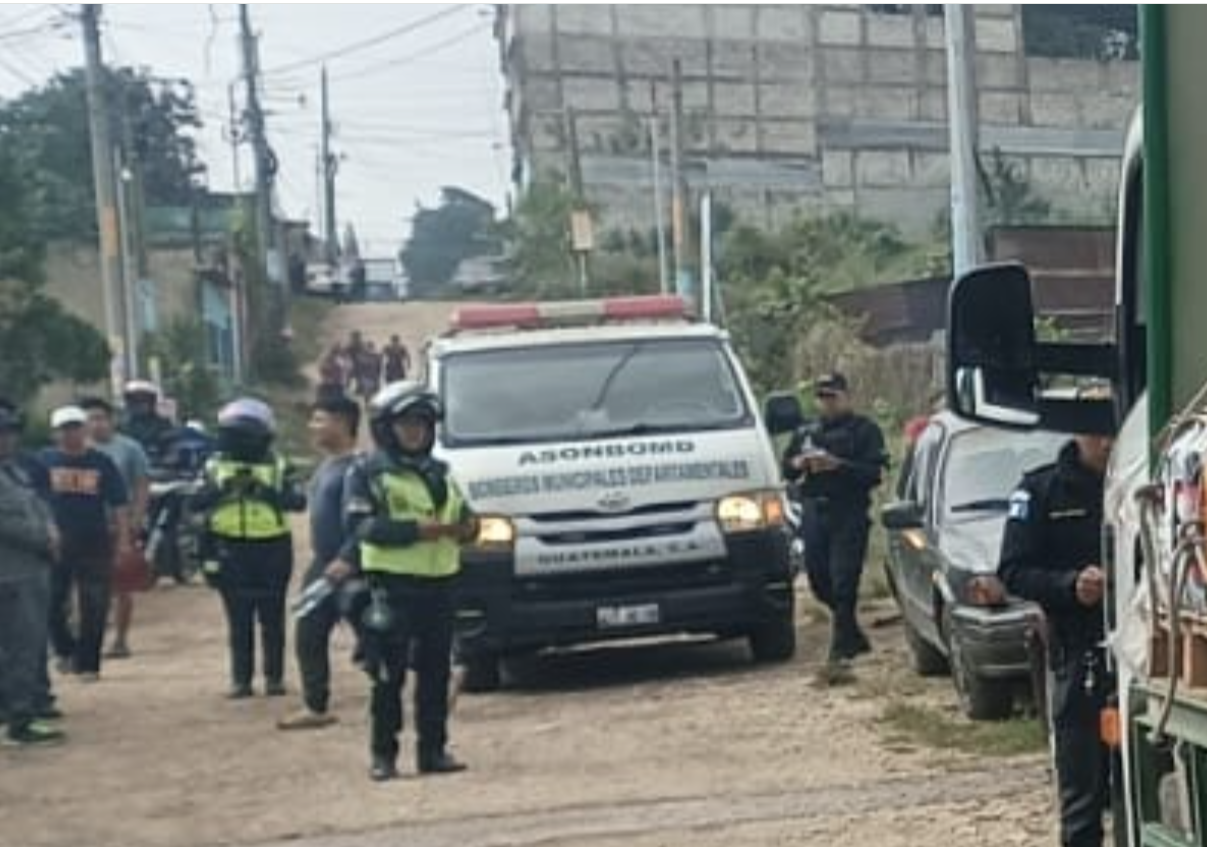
[949,498,1011,513]
[584,420,738,439]
[446,433,564,447]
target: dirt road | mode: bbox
[0,302,1059,847]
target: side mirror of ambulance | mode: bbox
[763,392,804,436]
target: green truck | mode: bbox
[945,8,1207,846]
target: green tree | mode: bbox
[718,212,941,394]
[0,138,108,404]
[399,187,496,294]
[0,67,204,240]
[980,149,1052,227]
[498,182,578,297]
[142,318,220,419]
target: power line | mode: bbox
[328,21,491,83]
[0,53,37,87]
[261,5,466,77]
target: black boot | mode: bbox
[418,748,467,776]
[369,755,399,782]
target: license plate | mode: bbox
[596,603,661,630]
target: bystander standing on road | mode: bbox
[0,398,64,747]
[82,398,151,659]
[279,393,364,730]
[41,406,132,682]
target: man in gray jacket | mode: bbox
[0,399,65,747]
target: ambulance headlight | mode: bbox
[475,515,516,549]
[716,492,785,533]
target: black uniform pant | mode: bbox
[364,574,455,762]
[800,500,870,658]
[0,574,49,733]
[1051,645,1111,847]
[295,587,366,714]
[215,536,293,688]
[49,543,113,675]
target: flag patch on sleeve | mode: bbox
[1008,490,1031,521]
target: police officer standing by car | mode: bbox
[336,381,476,781]
[783,372,887,668]
[999,425,1114,847]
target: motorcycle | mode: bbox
[144,470,206,585]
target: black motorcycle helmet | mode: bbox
[216,397,275,462]
[369,381,442,456]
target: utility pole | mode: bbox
[944,4,981,276]
[320,65,339,264]
[114,147,140,376]
[700,191,714,324]
[239,4,286,329]
[226,81,242,191]
[81,4,129,396]
[649,81,669,296]
[668,58,694,306]
[564,107,591,295]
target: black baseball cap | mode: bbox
[814,372,849,396]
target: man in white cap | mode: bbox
[40,406,132,681]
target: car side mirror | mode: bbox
[881,500,924,531]
[947,263,1041,429]
[764,392,804,436]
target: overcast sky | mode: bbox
[0,3,511,256]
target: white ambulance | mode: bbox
[427,295,797,690]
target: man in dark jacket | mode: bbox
[0,399,65,746]
[783,373,887,665]
[999,432,1113,847]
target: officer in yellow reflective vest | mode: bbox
[335,382,476,781]
[194,398,306,699]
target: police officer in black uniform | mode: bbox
[999,429,1114,847]
[783,372,887,666]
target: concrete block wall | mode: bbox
[501,4,1138,236]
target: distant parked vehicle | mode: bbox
[881,411,1065,720]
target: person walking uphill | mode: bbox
[782,373,887,668]
[339,382,477,781]
[999,430,1114,847]
[42,406,132,682]
[194,399,306,699]
[0,400,65,747]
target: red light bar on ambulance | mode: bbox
[449,295,689,333]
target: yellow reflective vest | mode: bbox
[361,469,465,579]
[205,457,290,541]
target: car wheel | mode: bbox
[749,611,797,663]
[903,619,949,677]
[949,630,1014,721]
[460,652,502,694]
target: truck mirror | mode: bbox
[764,392,804,436]
[947,263,1041,429]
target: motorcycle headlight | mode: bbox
[963,574,1008,607]
[475,515,516,549]
[716,492,785,534]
